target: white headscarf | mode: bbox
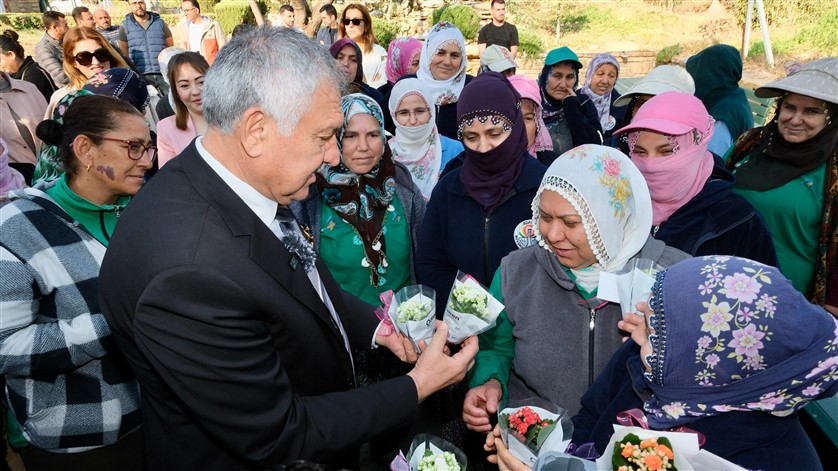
[416,22,468,106]
[387,78,442,200]
[531,144,653,292]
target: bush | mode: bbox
[0,13,43,30]
[431,4,480,41]
[655,44,681,64]
[372,19,401,51]
[746,38,794,60]
[517,27,544,61]
[794,7,838,55]
[214,1,267,34]
[161,14,184,26]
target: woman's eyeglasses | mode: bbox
[342,18,363,26]
[99,137,158,163]
[74,48,111,66]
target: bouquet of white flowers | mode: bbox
[443,272,504,344]
[387,285,436,352]
[389,434,467,471]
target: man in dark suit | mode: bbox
[99,28,477,470]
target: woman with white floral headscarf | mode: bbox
[415,22,474,139]
[462,144,688,433]
[388,77,464,200]
[570,255,836,470]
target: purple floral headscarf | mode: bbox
[642,256,838,428]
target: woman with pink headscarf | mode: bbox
[508,74,558,166]
[378,37,422,98]
[614,91,777,265]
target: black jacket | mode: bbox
[11,56,56,101]
[653,159,778,267]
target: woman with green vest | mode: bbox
[461,144,688,433]
[0,95,153,470]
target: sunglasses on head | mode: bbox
[342,18,363,26]
[74,48,111,66]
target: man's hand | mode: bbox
[376,328,419,364]
[463,379,502,432]
[407,322,477,403]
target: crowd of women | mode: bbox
[1,8,837,471]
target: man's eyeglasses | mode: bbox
[181,7,195,12]
[74,48,111,66]
[100,138,158,163]
[342,18,363,26]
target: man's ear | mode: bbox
[238,107,267,159]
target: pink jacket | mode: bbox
[156,115,196,167]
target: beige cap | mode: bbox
[613,65,695,107]
[480,45,519,73]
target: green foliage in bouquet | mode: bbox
[500,407,557,451]
[396,299,433,323]
[417,448,461,471]
[431,5,480,40]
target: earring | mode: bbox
[86,163,91,172]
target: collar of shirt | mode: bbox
[195,136,278,230]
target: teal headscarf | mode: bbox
[686,45,753,141]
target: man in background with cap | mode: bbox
[478,0,518,58]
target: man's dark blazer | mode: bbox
[99,143,419,469]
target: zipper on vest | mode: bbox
[588,307,596,386]
[483,217,490,282]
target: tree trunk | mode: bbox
[249,0,265,26]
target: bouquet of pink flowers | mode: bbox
[498,399,573,466]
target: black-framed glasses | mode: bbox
[74,48,111,66]
[99,137,158,163]
[342,18,363,26]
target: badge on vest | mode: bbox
[513,219,537,249]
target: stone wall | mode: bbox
[6,0,40,12]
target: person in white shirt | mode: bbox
[176,0,226,65]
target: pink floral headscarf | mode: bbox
[508,74,552,156]
[385,37,422,84]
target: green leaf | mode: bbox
[743,267,756,273]
[759,275,772,284]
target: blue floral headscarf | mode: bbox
[643,255,838,428]
[316,93,396,287]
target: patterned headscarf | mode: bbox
[316,93,397,287]
[581,53,620,132]
[508,74,553,155]
[532,144,653,292]
[32,89,93,185]
[385,37,422,84]
[417,22,467,106]
[83,67,150,113]
[388,78,441,200]
[643,256,838,428]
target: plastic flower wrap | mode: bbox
[599,258,664,321]
[387,285,436,352]
[595,425,745,471]
[443,271,504,344]
[498,398,573,466]
[389,434,467,471]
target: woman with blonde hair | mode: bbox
[338,3,387,88]
[156,52,209,166]
[45,27,127,113]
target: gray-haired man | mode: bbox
[99,27,477,469]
